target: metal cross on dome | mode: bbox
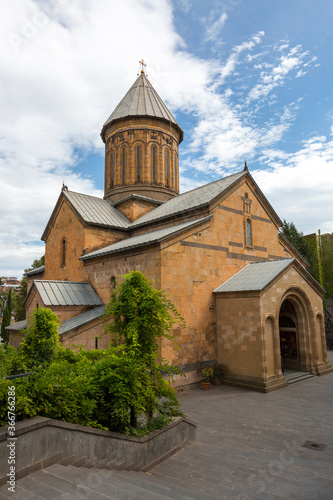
[139,59,147,74]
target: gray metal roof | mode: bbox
[25,265,45,277]
[58,306,105,335]
[102,73,182,140]
[213,259,294,293]
[6,307,105,336]
[131,171,246,228]
[29,281,103,306]
[81,216,212,261]
[64,191,130,229]
[112,194,163,207]
[5,319,27,331]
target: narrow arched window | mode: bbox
[152,146,156,183]
[246,219,252,247]
[111,151,114,187]
[165,149,169,185]
[174,155,177,189]
[110,276,116,290]
[137,145,140,182]
[122,148,125,185]
[61,238,66,265]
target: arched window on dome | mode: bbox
[152,146,156,183]
[111,150,115,188]
[165,149,169,186]
[122,147,125,185]
[137,145,140,182]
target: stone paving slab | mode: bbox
[150,352,333,499]
[0,352,332,499]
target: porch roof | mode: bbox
[213,259,294,293]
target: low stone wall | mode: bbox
[0,416,196,485]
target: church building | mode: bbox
[9,66,332,392]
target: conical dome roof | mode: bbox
[101,72,183,142]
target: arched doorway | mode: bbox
[279,298,300,371]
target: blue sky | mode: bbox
[0,0,332,277]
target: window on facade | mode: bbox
[246,219,252,247]
[61,238,66,265]
[110,276,116,290]
[122,148,125,185]
[152,146,156,183]
[111,151,115,187]
[174,155,177,189]
[137,145,140,182]
[165,149,169,185]
[95,337,98,349]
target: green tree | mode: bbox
[20,307,60,368]
[281,221,326,290]
[14,255,45,321]
[280,220,311,260]
[0,289,12,344]
[103,271,185,369]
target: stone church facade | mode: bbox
[9,69,332,392]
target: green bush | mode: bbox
[20,307,60,369]
[0,271,185,435]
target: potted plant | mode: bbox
[199,367,214,390]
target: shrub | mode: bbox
[20,307,60,369]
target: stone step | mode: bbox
[287,373,314,384]
[38,464,184,499]
[99,467,235,500]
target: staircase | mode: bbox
[284,370,314,384]
[0,464,223,500]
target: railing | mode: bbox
[1,372,33,381]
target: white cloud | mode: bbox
[253,136,333,234]
[204,12,228,43]
[0,0,185,277]
[247,45,315,102]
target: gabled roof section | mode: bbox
[213,258,325,295]
[101,73,183,142]
[58,306,105,335]
[25,265,45,277]
[6,307,106,336]
[112,193,163,207]
[131,170,246,228]
[6,319,27,331]
[214,259,294,293]
[24,280,103,307]
[81,216,212,261]
[42,190,130,241]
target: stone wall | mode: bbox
[215,262,332,392]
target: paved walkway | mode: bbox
[1,353,333,499]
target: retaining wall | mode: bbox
[0,416,196,485]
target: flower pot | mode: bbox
[202,381,211,390]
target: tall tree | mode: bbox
[280,220,311,260]
[14,256,45,322]
[1,288,12,343]
[281,221,324,287]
